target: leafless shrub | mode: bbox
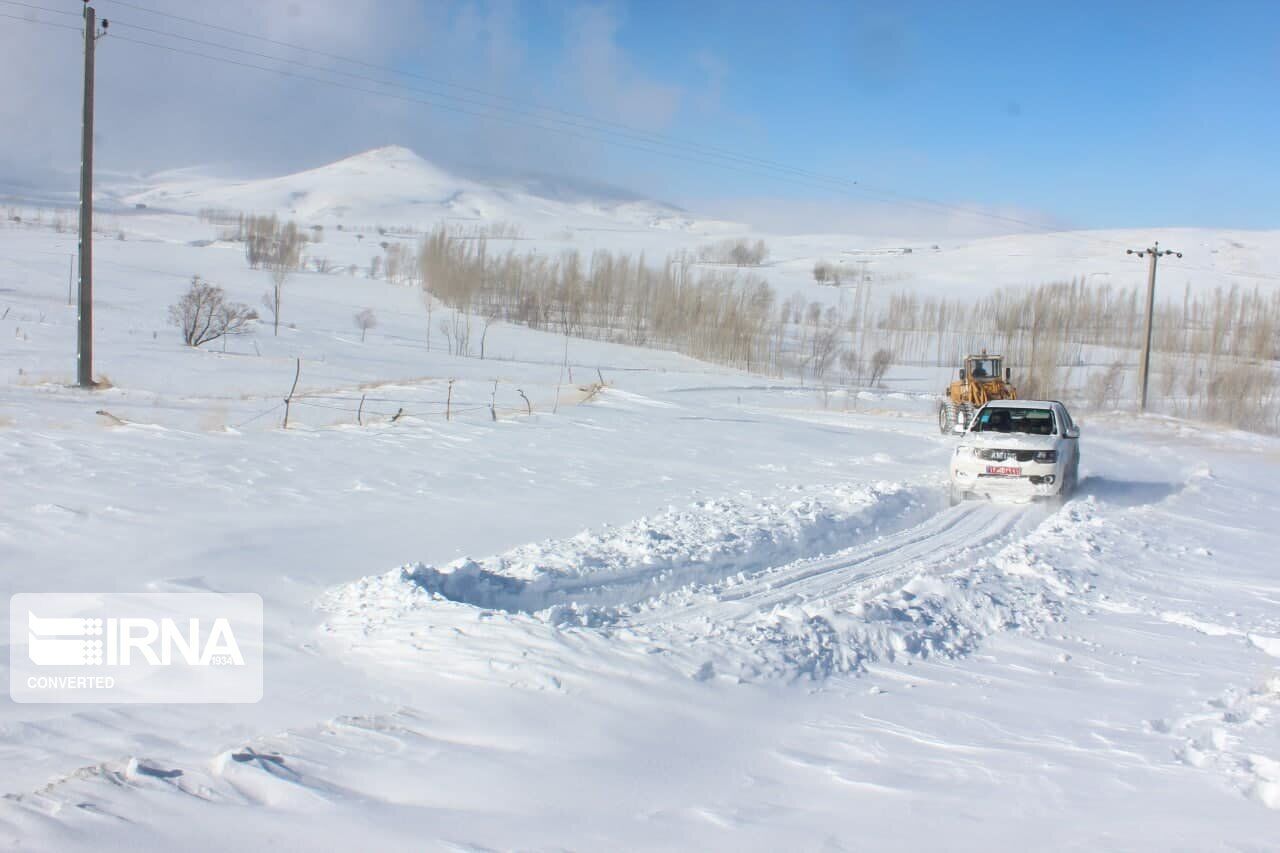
[354,308,377,342]
[168,276,256,347]
[697,238,769,266]
[839,349,862,384]
[813,261,842,284]
[869,349,893,386]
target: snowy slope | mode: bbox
[122,145,720,234]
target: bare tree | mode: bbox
[354,307,377,342]
[811,323,841,380]
[479,306,499,359]
[261,222,303,336]
[839,349,862,384]
[700,238,769,267]
[169,275,256,347]
[868,348,893,387]
[384,242,415,284]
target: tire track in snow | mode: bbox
[615,500,1048,680]
[640,500,1033,623]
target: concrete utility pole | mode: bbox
[77,3,107,387]
[1126,241,1182,412]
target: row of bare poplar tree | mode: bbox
[417,225,849,376]
[869,279,1280,432]
[195,210,1278,433]
[411,230,1279,431]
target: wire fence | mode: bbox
[208,371,590,431]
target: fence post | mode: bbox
[282,357,300,429]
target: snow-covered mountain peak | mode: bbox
[120,146,730,235]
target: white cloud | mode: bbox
[0,0,712,197]
[555,4,680,131]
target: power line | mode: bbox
[99,14,864,192]
[102,31,867,199]
[0,9,79,31]
[2,4,1148,245]
[95,0,870,188]
[87,0,1125,242]
[9,4,1277,269]
[98,28,1132,246]
[0,0,78,16]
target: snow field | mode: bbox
[2,151,1280,848]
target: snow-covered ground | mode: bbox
[2,153,1279,849]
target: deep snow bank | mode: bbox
[318,484,1118,683]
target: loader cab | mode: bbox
[961,354,1010,384]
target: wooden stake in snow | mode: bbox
[357,394,366,426]
[282,357,300,429]
[446,379,455,421]
[518,389,532,416]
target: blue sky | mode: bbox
[424,0,1274,232]
[529,0,1280,229]
[2,0,1276,233]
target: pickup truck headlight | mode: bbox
[955,446,975,457]
[1033,450,1058,463]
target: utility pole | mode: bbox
[77,3,107,387]
[1126,241,1182,412]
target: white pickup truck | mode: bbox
[948,399,1080,505]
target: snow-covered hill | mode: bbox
[121,145,728,235]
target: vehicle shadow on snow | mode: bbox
[1075,475,1181,507]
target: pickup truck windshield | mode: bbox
[973,407,1056,435]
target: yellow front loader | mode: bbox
[938,351,1017,433]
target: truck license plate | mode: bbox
[986,465,1021,476]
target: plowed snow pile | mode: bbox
[320,486,1107,682]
